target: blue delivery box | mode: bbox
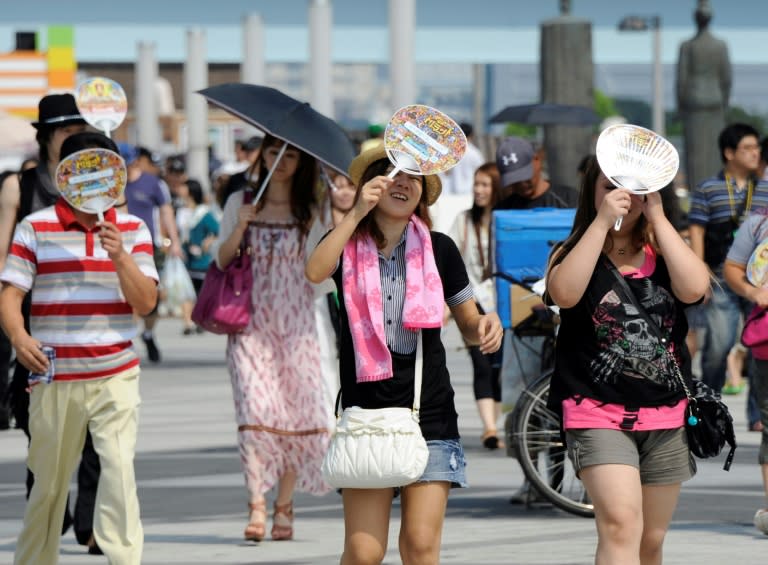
[492,208,576,328]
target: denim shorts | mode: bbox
[338,439,469,497]
[416,439,468,488]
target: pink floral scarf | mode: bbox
[342,216,444,383]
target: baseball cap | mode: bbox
[166,156,186,173]
[117,142,139,165]
[496,137,535,187]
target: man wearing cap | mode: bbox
[492,136,576,503]
[494,136,578,210]
[135,145,162,177]
[0,93,100,545]
[118,143,182,363]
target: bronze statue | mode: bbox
[677,0,732,189]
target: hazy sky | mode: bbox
[1,0,763,64]
[2,0,760,27]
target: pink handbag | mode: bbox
[741,305,768,360]
[191,190,253,335]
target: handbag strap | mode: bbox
[239,188,254,255]
[413,330,423,417]
[333,331,424,419]
[604,257,737,471]
[602,256,693,401]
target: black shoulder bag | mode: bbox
[604,257,736,471]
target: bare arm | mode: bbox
[548,188,633,308]
[217,205,256,269]
[305,175,389,283]
[0,174,20,272]
[0,283,48,374]
[98,221,158,316]
[158,203,182,257]
[724,261,768,308]
[643,192,710,303]
[450,299,502,354]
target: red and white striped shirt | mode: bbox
[0,198,159,381]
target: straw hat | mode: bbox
[348,142,442,206]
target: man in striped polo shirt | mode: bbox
[0,132,158,565]
[689,123,768,424]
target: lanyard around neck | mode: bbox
[725,173,754,222]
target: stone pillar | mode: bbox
[472,63,487,156]
[185,28,209,192]
[135,41,160,150]
[309,0,333,117]
[389,0,416,111]
[540,16,594,189]
[242,13,265,85]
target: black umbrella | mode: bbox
[489,103,599,126]
[198,83,355,177]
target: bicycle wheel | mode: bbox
[513,370,594,518]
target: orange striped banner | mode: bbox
[0,53,47,117]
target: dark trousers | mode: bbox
[469,345,502,401]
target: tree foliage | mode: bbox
[594,89,619,119]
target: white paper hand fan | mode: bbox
[595,124,679,230]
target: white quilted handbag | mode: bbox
[322,333,429,488]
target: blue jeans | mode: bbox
[700,283,751,391]
[700,282,761,426]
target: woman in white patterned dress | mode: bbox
[215,134,330,542]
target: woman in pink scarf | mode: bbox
[306,144,503,565]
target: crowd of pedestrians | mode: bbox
[1,86,768,565]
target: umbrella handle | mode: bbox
[320,167,339,192]
[614,217,623,231]
[252,142,288,206]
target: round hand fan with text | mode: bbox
[383,104,466,179]
[55,148,127,222]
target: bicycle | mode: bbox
[494,273,594,518]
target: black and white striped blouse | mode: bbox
[378,230,473,354]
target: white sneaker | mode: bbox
[754,508,768,535]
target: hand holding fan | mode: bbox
[55,148,127,222]
[383,105,466,180]
[595,124,679,231]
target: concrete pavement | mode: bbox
[1,318,766,564]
